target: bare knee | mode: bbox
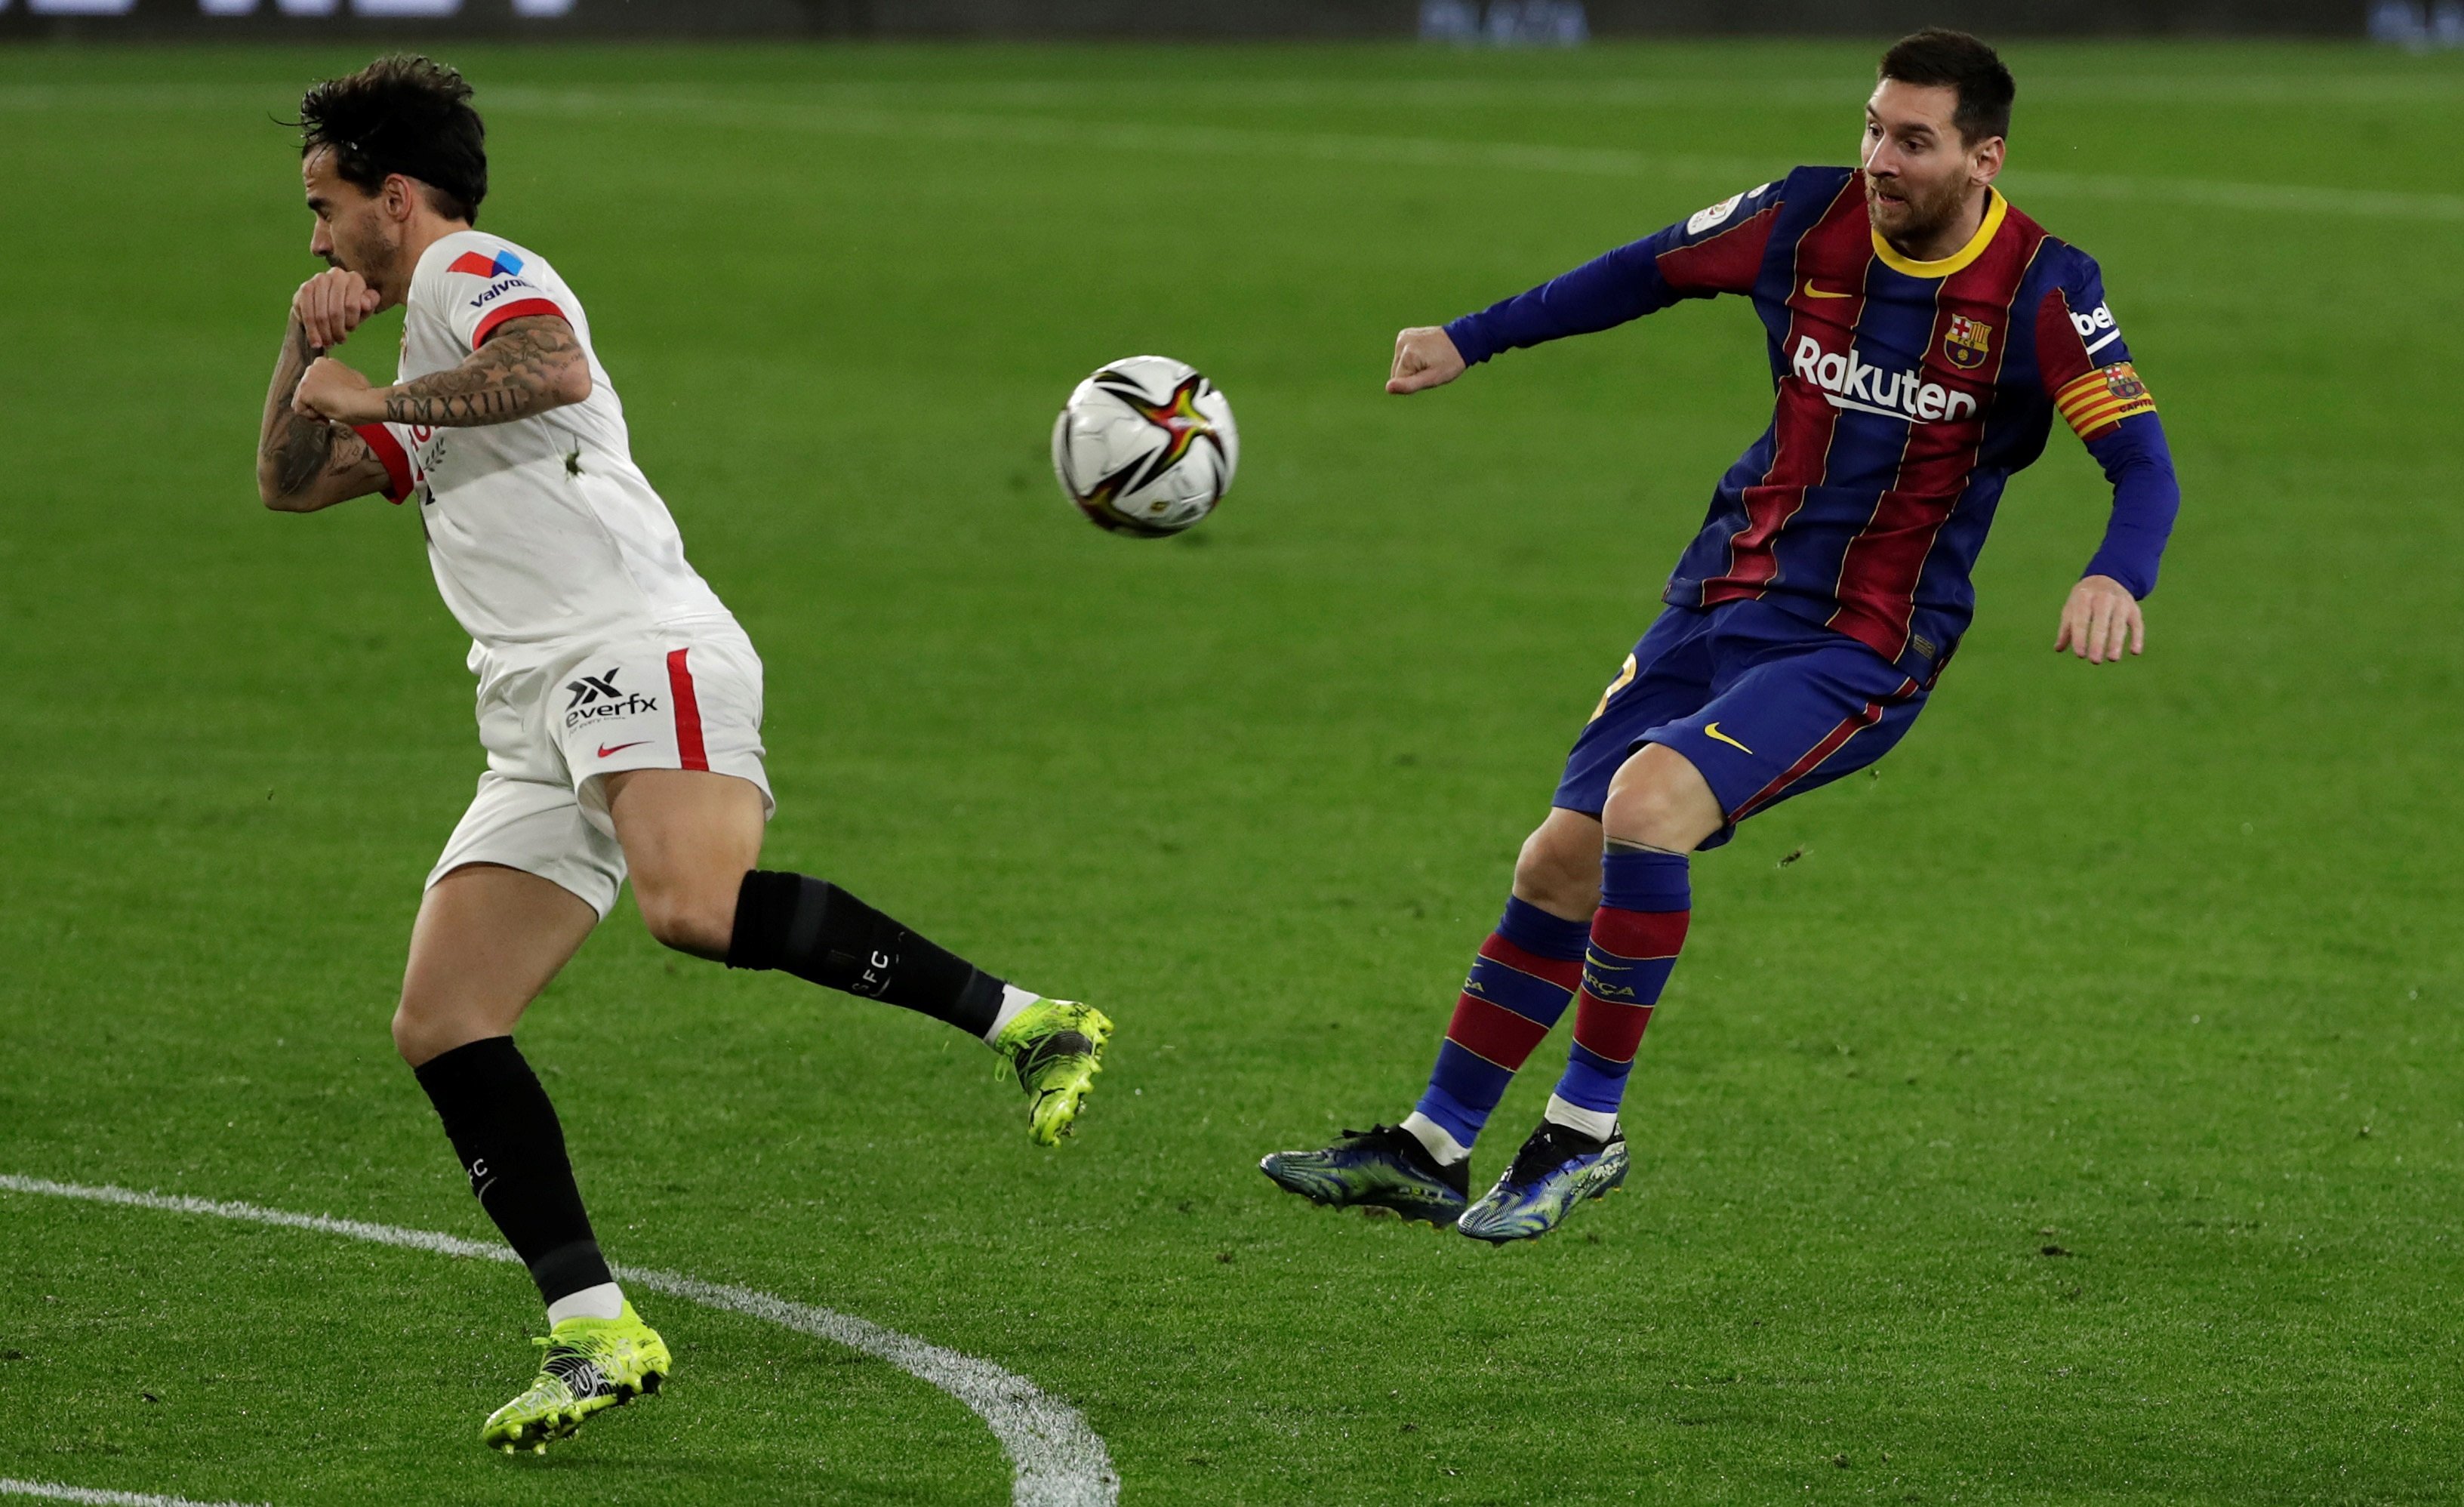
[389,1002,425,1065]
[632,876,738,960]
[392,995,491,1069]
[394,864,596,1068]
[1511,811,1603,919]
[602,770,764,961]
[1601,744,1725,852]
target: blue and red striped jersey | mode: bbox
[1446,165,2179,679]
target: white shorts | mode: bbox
[427,624,774,919]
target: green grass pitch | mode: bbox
[2,36,2460,1505]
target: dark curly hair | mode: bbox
[297,54,487,226]
[1879,29,2016,146]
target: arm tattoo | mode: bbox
[382,319,585,428]
[273,414,340,496]
[260,320,375,504]
[272,417,375,498]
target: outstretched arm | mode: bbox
[1388,327,1467,394]
[293,316,590,430]
[1388,180,1787,396]
[256,271,392,513]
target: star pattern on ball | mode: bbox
[1070,369,1230,535]
[1094,370,1222,477]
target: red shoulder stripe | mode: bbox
[472,297,568,348]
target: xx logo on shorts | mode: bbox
[566,669,621,709]
[562,666,660,729]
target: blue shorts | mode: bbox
[1553,599,1931,849]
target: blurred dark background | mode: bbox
[0,0,2411,42]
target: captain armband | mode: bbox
[2053,361,2158,441]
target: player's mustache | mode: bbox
[1864,177,1946,219]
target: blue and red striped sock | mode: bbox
[1409,897,1594,1157]
[1548,850,1690,1135]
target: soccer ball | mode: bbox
[1051,356,1239,537]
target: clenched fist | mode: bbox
[294,267,382,352]
[292,356,378,424]
[1388,326,1466,395]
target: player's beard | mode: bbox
[328,207,404,299]
[1865,168,1971,250]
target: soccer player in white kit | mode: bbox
[252,57,1113,1454]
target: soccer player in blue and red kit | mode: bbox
[1263,29,2180,1242]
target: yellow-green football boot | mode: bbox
[480,1300,670,1455]
[993,998,1113,1145]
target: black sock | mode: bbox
[725,871,1008,1038]
[411,1037,613,1307]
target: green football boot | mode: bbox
[1455,1120,1629,1244]
[1258,1123,1471,1228]
[993,998,1113,1145]
[480,1300,671,1455]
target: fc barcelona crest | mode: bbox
[1943,314,1993,370]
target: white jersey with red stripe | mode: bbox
[353,230,738,669]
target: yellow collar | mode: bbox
[1871,186,2007,279]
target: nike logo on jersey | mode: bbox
[1703,723,1754,754]
[1803,280,1854,300]
[597,741,652,759]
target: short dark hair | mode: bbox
[297,54,487,226]
[1878,28,2015,145]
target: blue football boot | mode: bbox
[1455,1120,1628,1244]
[1259,1124,1471,1228]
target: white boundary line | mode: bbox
[0,1483,266,1507]
[0,1175,1118,1507]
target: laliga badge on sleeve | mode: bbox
[1687,193,1746,235]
